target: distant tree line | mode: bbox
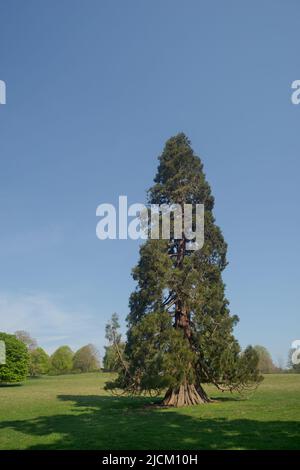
[0,324,299,385]
[0,330,101,383]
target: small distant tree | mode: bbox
[73,344,101,373]
[50,346,73,375]
[103,314,126,372]
[29,347,50,376]
[254,345,277,373]
[0,332,29,383]
[14,330,37,351]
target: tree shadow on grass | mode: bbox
[0,383,23,388]
[210,395,243,402]
[1,394,300,450]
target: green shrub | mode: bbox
[0,332,29,383]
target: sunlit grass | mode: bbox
[0,373,299,450]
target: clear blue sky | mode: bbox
[0,0,299,365]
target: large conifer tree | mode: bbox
[107,133,261,406]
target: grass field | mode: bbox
[0,373,299,450]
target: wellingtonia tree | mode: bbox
[106,133,262,406]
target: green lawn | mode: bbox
[0,373,299,450]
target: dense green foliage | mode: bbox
[0,373,299,450]
[0,332,29,383]
[29,347,50,377]
[50,346,73,375]
[108,134,262,403]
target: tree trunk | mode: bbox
[166,236,210,407]
[175,302,191,338]
[162,382,210,407]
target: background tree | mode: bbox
[103,344,126,371]
[29,347,50,377]
[73,344,101,373]
[107,134,262,406]
[15,330,37,351]
[103,314,126,372]
[0,332,29,383]
[50,346,73,375]
[254,345,277,373]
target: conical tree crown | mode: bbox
[149,133,214,209]
[107,133,261,399]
